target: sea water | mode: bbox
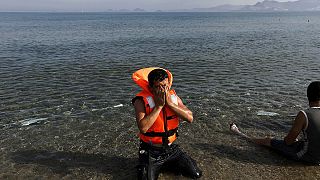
[1,12,320,179]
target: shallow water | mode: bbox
[1,12,320,179]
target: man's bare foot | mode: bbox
[230,123,240,133]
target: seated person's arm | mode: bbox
[284,111,306,145]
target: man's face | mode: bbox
[151,78,169,93]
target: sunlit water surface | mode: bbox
[1,12,320,179]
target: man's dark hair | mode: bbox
[307,81,320,102]
[148,68,168,87]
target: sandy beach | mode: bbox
[2,115,320,180]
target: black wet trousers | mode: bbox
[137,141,202,180]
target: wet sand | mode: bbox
[2,117,320,180]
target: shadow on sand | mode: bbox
[192,143,311,167]
[10,149,137,179]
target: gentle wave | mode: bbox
[256,110,280,116]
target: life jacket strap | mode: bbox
[166,115,178,120]
[142,127,178,137]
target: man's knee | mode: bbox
[177,151,202,178]
[184,158,202,179]
[189,165,202,179]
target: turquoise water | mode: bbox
[1,12,320,179]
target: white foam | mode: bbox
[20,118,48,126]
[257,110,279,116]
[91,104,123,111]
[92,107,112,111]
[113,104,123,108]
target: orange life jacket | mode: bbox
[132,67,179,145]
